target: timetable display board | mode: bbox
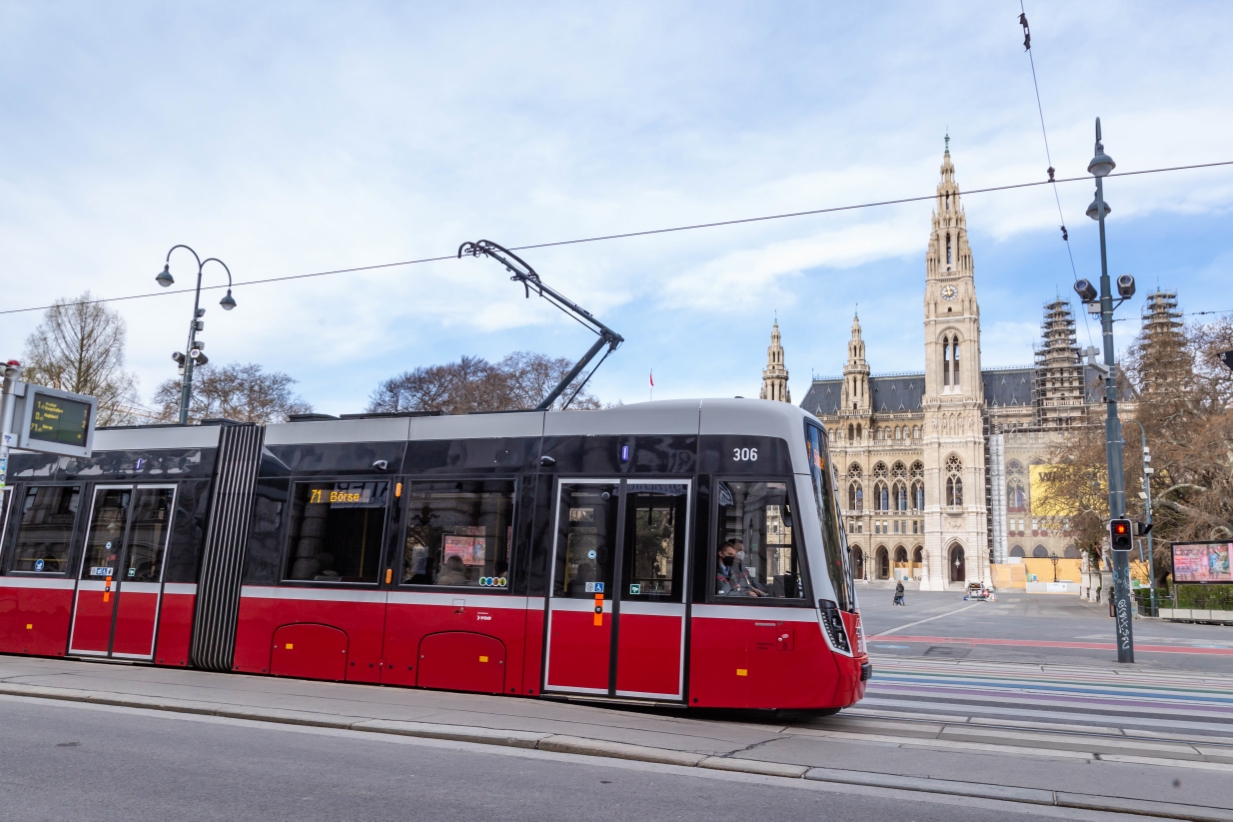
[15,384,97,458]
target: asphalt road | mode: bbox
[858,589,1233,672]
[0,697,1153,822]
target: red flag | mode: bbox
[649,370,654,387]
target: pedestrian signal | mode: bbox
[1109,519,1133,552]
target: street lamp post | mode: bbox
[1080,117,1135,663]
[1123,418,1156,616]
[156,245,236,425]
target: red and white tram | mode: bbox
[0,399,869,710]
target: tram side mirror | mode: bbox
[539,455,557,467]
[372,460,388,470]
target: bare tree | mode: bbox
[498,351,601,411]
[367,351,601,415]
[153,363,312,424]
[22,292,140,426]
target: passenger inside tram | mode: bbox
[715,540,766,597]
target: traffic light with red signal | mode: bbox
[1109,518,1133,552]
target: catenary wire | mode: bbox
[1019,1,1094,347]
[2,159,1231,318]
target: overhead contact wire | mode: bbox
[1,160,1231,317]
[1019,1,1094,347]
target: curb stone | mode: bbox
[3,681,1231,821]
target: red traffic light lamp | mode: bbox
[1109,519,1133,552]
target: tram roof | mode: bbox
[263,398,817,446]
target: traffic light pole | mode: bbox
[1092,123,1134,664]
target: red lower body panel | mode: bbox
[688,611,845,709]
[234,590,386,682]
[69,589,115,654]
[546,608,610,692]
[380,597,527,695]
[112,590,159,657]
[417,632,506,693]
[615,613,682,697]
[154,591,196,666]
[0,582,74,657]
[271,623,348,681]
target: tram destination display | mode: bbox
[15,383,97,458]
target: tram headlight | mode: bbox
[818,599,851,654]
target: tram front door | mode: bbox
[69,485,176,659]
[543,480,690,700]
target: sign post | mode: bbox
[0,361,98,513]
[0,361,23,505]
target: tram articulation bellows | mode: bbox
[458,240,624,410]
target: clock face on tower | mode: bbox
[941,285,958,301]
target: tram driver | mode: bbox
[716,540,766,597]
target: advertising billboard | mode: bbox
[1172,542,1233,584]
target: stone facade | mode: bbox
[793,145,1123,590]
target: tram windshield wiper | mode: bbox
[458,240,624,411]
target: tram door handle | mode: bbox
[453,598,466,614]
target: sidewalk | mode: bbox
[3,653,1233,822]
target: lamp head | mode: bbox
[220,289,237,311]
[1086,194,1111,221]
[1088,146,1116,178]
[156,264,175,288]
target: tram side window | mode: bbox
[284,481,388,583]
[714,481,803,600]
[10,486,80,573]
[402,481,513,588]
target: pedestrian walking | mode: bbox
[894,580,905,606]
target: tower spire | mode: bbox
[760,319,791,403]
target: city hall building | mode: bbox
[761,145,1123,591]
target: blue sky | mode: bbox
[1,1,1230,414]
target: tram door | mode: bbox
[68,485,176,659]
[544,480,689,700]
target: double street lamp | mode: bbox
[156,245,236,425]
[1074,117,1135,663]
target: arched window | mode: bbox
[1063,545,1079,559]
[953,340,960,386]
[849,482,863,512]
[942,337,950,386]
[946,233,952,264]
[1009,545,1026,558]
[894,546,908,564]
[851,546,865,578]
[856,423,862,441]
[945,454,963,506]
[847,423,854,441]
[893,482,907,511]
[874,482,889,511]
[1008,480,1026,510]
[1032,545,1049,558]
[876,547,890,579]
[912,546,923,564]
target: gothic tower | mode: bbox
[1033,300,1086,429]
[920,139,989,590]
[760,320,791,403]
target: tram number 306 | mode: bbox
[732,447,759,462]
